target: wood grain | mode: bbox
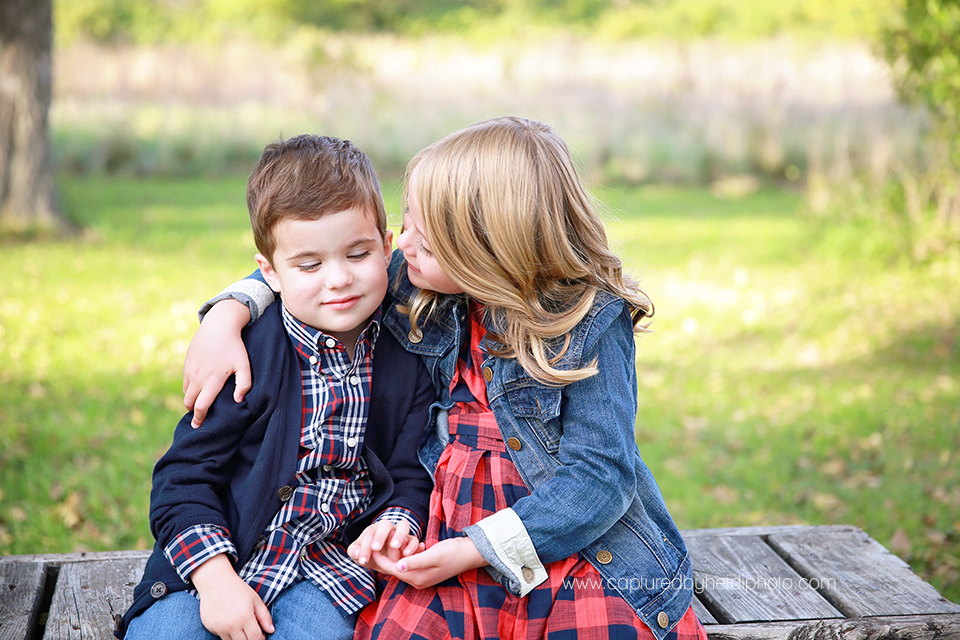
[766,528,960,618]
[686,534,841,624]
[0,562,45,640]
[41,557,146,640]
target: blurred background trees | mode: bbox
[0,0,74,236]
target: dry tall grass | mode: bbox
[53,35,926,184]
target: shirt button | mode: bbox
[507,437,522,451]
[321,503,330,513]
[596,549,613,564]
[346,437,358,448]
[657,612,669,628]
[325,338,337,348]
[309,355,318,365]
[482,367,493,382]
[408,329,423,343]
[322,464,333,472]
[300,548,308,560]
[348,375,361,386]
[277,485,294,501]
[150,582,167,598]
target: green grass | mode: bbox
[1,176,957,604]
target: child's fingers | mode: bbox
[399,535,421,557]
[387,520,411,549]
[233,361,252,403]
[253,596,274,635]
[190,386,219,428]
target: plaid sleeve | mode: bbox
[163,524,239,583]
[374,506,423,540]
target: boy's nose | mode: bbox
[325,262,353,288]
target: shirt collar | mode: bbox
[280,304,381,364]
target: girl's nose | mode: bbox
[397,226,414,254]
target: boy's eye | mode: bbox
[298,262,320,272]
[348,251,372,261]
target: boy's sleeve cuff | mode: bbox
[374,506,424,540]
[163,524,238,583]
[198,279,275,324]
[464,508,546,597]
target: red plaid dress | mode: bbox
[356,305,707,640]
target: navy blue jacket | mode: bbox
[117,299,434,637]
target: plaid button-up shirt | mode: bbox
[164,305,421,614]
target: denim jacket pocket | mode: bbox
[504,383,562,454]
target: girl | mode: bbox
[184,117,706,640]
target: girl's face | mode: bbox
[397,175,464,295]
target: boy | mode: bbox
[118,135,434,640]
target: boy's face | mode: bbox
[257,207,392,350]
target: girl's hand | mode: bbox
[191,554,274,640]
[349,520,423,570]
[393,537,486,589]
[183,299,252,428]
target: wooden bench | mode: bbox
[2,525,958,639]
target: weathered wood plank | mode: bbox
[42,557,146,640]
[686,535,841,624]
[0,561,46,640]
[0,551,150,567]
[767,528,960,619]
[691,595,718,625]
[682,525,857,540]
[703,612,960,640]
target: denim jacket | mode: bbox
[219,252,694,639]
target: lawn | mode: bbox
[1,175,957,603]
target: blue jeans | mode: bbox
[125,579,357,640]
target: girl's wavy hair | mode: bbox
[404,116,653,385]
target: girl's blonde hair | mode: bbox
[406,116,653,385]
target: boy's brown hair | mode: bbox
[247,134,387,262]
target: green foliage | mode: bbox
[1,177,958,604]
[803,0,960,264]
[883,0,960,135]
[53,0,900,45]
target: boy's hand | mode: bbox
[348,519,423,570]
[191,554,274,640]
[183,299,252,428]
[392,537,486,589]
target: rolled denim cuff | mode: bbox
[198,279,275,324]
[464,508,547,597]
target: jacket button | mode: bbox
[507,437,522,451]
[278,485,294,501]
[408,329,423,343]
[521,567,535,583]
[482,367,493,382]
[150,581,167,598]
[595,549,613,564]
[657,611,669,628]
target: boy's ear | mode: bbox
[382,229,394,262]
[255,253,282,293]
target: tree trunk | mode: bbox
[0,0,74,235]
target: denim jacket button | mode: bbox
[595,549,613,564]
[507,437,522,451]
[482,367,493,382]
[408,329,423,343]
[657,612,669,628]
